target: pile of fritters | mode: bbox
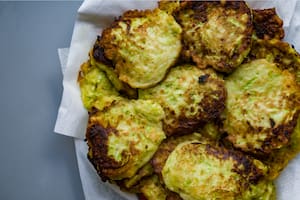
[78,1,300,199]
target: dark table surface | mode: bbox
[0,1,85,199]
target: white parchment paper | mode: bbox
[55,1,300,199]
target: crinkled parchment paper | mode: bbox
[55,1,300,199]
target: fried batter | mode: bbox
[162,141,270,200]
[78,1,300,199]
[253,8,284,40]
[86,99,166,181]
[139,65,226,136]
[174,1,252,72]
[223,59,300,154]
[99,8,182,88]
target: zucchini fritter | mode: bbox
[139,65,226,136]
[248,38,300,83]
[99,8,182,88]
[174,1,252,72]
[223,59,300,154]
[77,59,121,111]
[253,8,284,40]
[86,99,166,181]
[162,141,270,200]
[77,1,300,199]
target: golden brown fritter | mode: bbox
[253,8,284,40]
[223,59,300,154]
[162,141,271,200]
[99,8,182,89]
[139,65,226,136]
[247,38,300,83]
[174,1,253,72]
[151,132,276,200]
[86,100,166,181]
[77,1,300,199]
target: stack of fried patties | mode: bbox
[78,1,300,200]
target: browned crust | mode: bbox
[81,1,294,197]
[204,143,266,184]
[86,103,146,181]
[260,112,299,154]
[253,8,284,40]
[137,194,148,200]
[93,36,113,66]
[263,142,300,180]
[123,9,154,19]
[153,140,266,194]
[85,99,166,181]
[166,192,183,200]
[259,116,300,180]
[163,75,227,136]
[99,9,155,63]
[100,26,117,62]
[86,121,130,181]
[151,136,183,176]
[174,1,253,73]
[226,112,300,155]
[77,60,91,83]
[199,78,227,120]
[151,134,204,177]
[138,192,183,200]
